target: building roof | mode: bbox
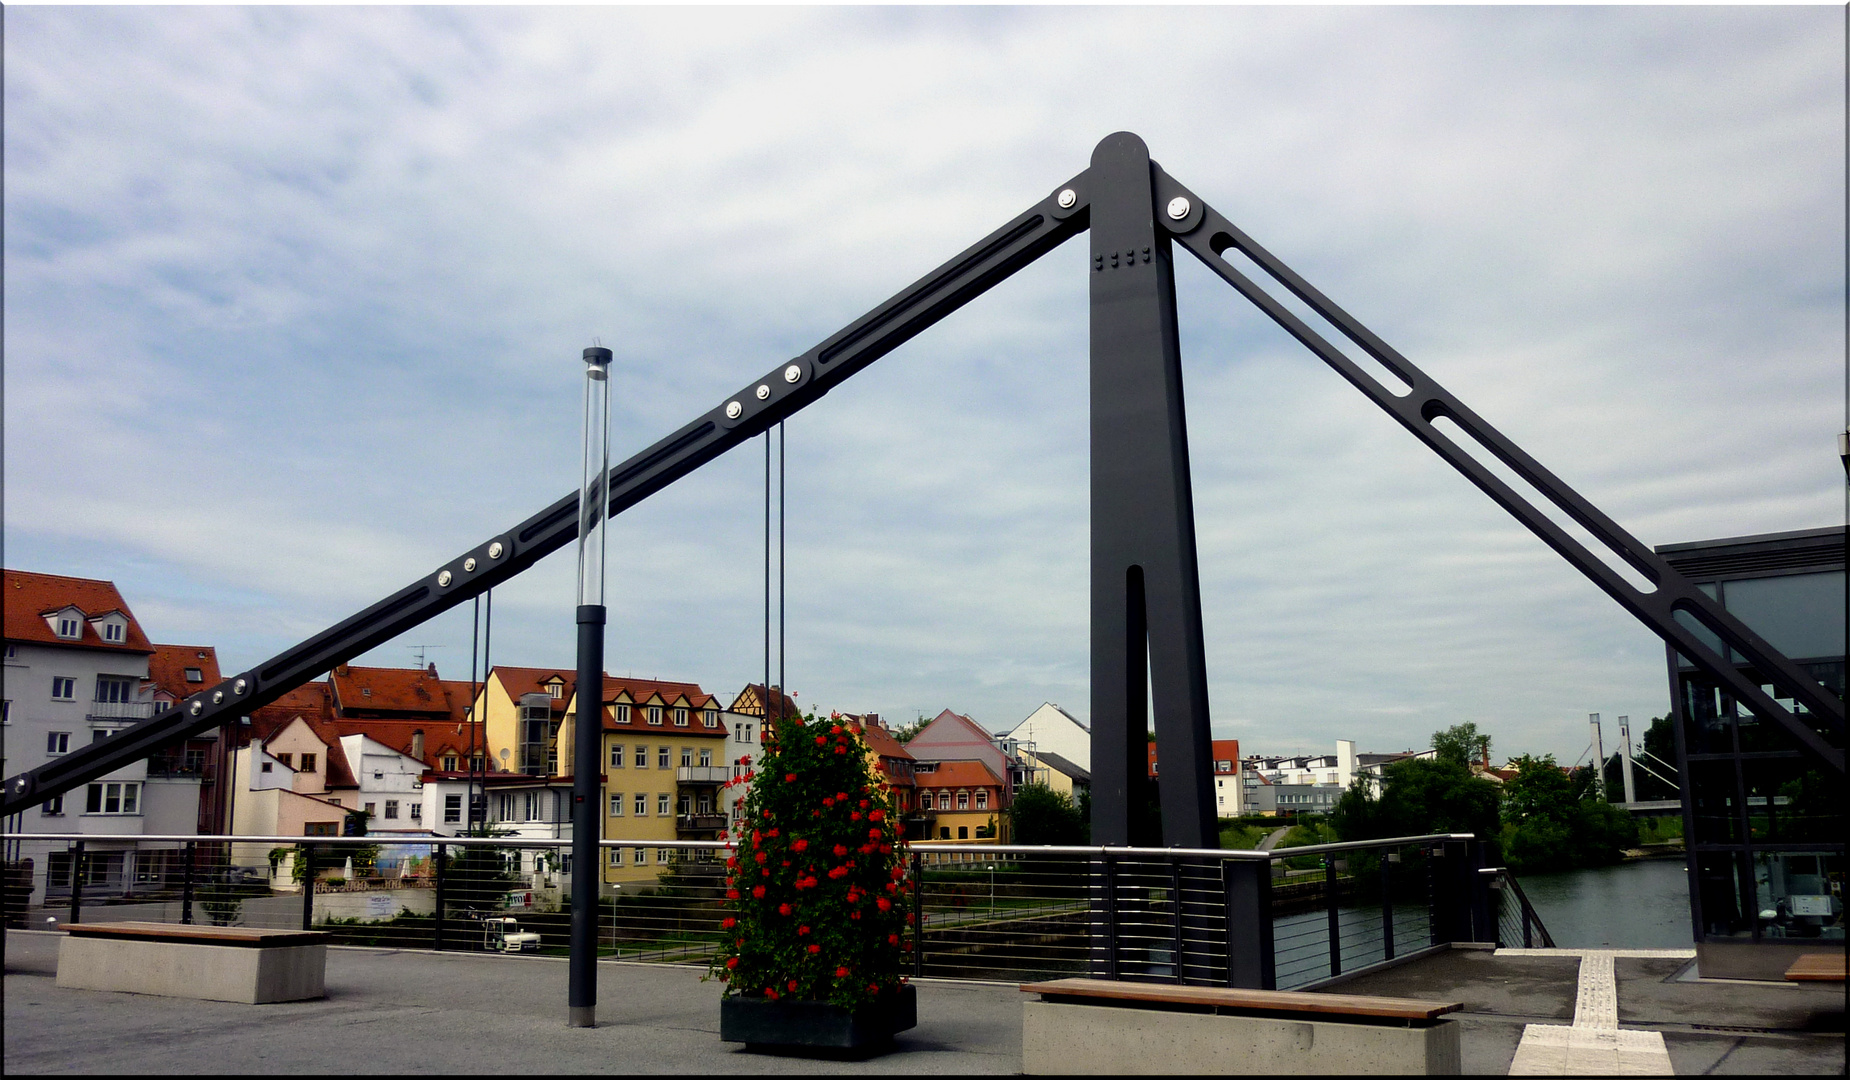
[3,570,156,654]
[146,644,221,700]
[908,710,1007,776]
[914,759,1003,790]
[1032,751,1090,783]
[330,664,456,717]
[729,683,800,721]
[489,666,576,711]
[860,721,915,763]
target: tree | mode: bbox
[1502,754,1637,873]
[1431,722,1491,770]
[892,716,927,743]
[1330,757,1501,848]
[1009,783,1084,846]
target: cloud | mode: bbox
[4,7,1841,765]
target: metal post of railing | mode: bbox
[180,841,196,925]
[1169,855,1185,984]
[910,850,923,978]
[1222,857,1274,990]
[68,841,85,925]
[1520,877,1533,948]
[300,844,316,930]
[1324,855,1341,978]
[1380,851,1395,962]
[1467,841,1493,944]
[1104,853,1120,979]
[433,843,447,952]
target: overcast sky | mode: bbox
[5,6,1843,766]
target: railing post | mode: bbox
[1467,841,1493,944]
[180,841,196,925]
[300,844,316,930]
[910,851,924,978]
[1429,840,1468,945]
[68,841,85,925]
[1380,851,1395,962]
[1521,881,1533,948]
[1104,853,1120,979]
[1169,855,1185,984]
[1222,856,1274,990]
[433,843,447,953]
[1324,855,1342,979]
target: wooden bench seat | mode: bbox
[1020,978,1463,1075]
[1783,952,1846,982]
[58,921,329,1004]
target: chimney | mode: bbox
[427,662,437,676]
[412,730,425,762]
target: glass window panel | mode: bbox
[1696,851,1752,939]
[1722,572,1846,662]
[1742,758,1841,845]
[1751,851,1845,942]
[1679,676,1733,755]
[1688,760,1741,845]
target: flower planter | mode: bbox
[720,984,916,1054]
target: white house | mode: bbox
[1002,703,1092,773]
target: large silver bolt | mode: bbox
[1167,196,1191,221]
[755,384,770,401]
[212,690,224,704]
[437,570,453,587]
[1057,189,1077,209]
[190,701,204,716]
[784,364,802,384]
[234,678,248,695]
[488,542,504,559]
[725,401,744,419]
[463,557,477,572]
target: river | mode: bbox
[1514,856,1692,949]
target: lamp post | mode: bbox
[568,346,612,1028]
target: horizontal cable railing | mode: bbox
[2,832,1483,988]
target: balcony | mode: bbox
[88,700,154,721]
[675,766,730,785]
[675,814,728,834]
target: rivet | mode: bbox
[1167,196,1191,221]
[190,701,204,716]
[783,364,802,384]
[234,679,248,695]
[1057,189,1077,209]
[464,557,477,572]
[438,570,453,587]
[212,690,224,704]
[755,385,770,401]
[488,542,504,559]
[725,401,743,419]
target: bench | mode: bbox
[1784,953,1845,983]
[1020,978,1463,1075]
[57,921,329,1004]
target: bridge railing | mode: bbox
[2,832,1493,989]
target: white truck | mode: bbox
[481,915,542,952]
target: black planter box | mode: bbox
[720,983,917,1053]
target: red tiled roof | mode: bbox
[489,666,575,712]
[247,682,335,742]
[146,644,221,700]
[914,760,1002,790]
[3,570,155,654]
[599,675,721,733]
[1148,738,1242,778]
[861,722,915,762]
[330,664,455,716]
[730,683,800,721]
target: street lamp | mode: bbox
[569,346,612,1029]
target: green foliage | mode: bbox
[439,836,526,915]
[195,881,244,926]
[1431,722,1491,769]
[1330,758,1501,850]
[709,713,911,1008]
[1217,818,1272,850]
[1010,783,1085,846]
[1500,754,1638,873]
[893,716,927,743]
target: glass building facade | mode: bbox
[1657,526,1844,979]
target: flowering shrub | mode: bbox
[708,711,912,1007]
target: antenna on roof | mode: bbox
[405,644,445,671]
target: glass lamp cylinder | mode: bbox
[577,347,613,606]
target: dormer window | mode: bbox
[614,704,631,723]
[547,680,565,699]
[673,707,688,727]
[361,688,372,696]
[646,705,663,726]
[703,709,718,728]
[185,668,203,683]
[52,612,81,640]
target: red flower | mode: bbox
[740,754,752,766]
[850,911,861,920]
[869,828,882,840]
[752,885,766,898]
[834,746,847,755]
[905,913,916,924]
[778,903,792,916]
[722,917,736,929]
[837,792,849,801]
[833,844,848,857]
[850,812,862,821]
[880,844,892,854]
[793,838,808,852]
[798,925,810,935]
[859,799,870,809]
[830,725,843,734]
[764,988,778,1001]
[726,957,738,969]
[822,797,833,807]
[814,736,827,745]
[785,773,797,783]
[888,934,900,945]
[836,967,851,978]
[807,944,820,954]
[869,809,884,822]
[788,979,798,992]
[726,857,738,869]
[890,867,905,880]
[877,897,892,911]
[754,851,767,864]
[726,889,740,900]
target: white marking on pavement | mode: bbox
[1498,948,1692,1076]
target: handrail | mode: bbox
[2,832,733,851]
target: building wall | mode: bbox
[1005,704,1091,773]
[600,727,727,885]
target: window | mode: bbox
[615,704,631,723]
[610,745,624,768]
[361,688,372,697]
[444,794,462,823]
[745,724,754,742]
[703,710,718,728]
[47,731,70,755]
[84,781,140,815]
[409,803,422,821]
[184,667,204,683]
[673,707,688,727]
[496,794,514,821]
[938,793,951,811]
[276,753,293,768]
[609,793,624,816]
[657,794,671,816]
[634,793,647,816]
[442,754,458,771]
[57,617,80,639]
[608,848,622,866]
[300,753,317,773]
[939,827,951,839]
[51,677,75,701]
[547,682,564,699]
[680,747,693,768]
[957,791,969,810]
[384,800,400,820]
[657,747,670,769]
[365,801,377,816]
[304,822,337,837]
[92,729,109,744]
[261,762,273,774]
[646,706,663,726]
[101,621,124,643]
[637,848,651,866]
[43,794,64,816]
[699,748,713,767]
[975,790,988,810]
[957,826,969,840]
[678,794,691,816]
[635,745,648,768]
[524,792,542,821]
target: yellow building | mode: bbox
[912,759,1007,842]
[466,666,573,778]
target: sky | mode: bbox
[5,6,1843,767]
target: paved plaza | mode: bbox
[5,931,1842,1074]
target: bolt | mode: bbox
[1167,196,1191,221]
[212,690,224,704]
[190,701,204,716]
[438,570,453,587]
[488,542,505,559]
[234,679,247,695]
[725,401,743,419]
[463,557,477,572]
[755,384,770,401]
[784,364,802,384]
[1057,189,1077,209]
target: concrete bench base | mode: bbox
[56,935,327,1004]
[1022,1000,1461,1075]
